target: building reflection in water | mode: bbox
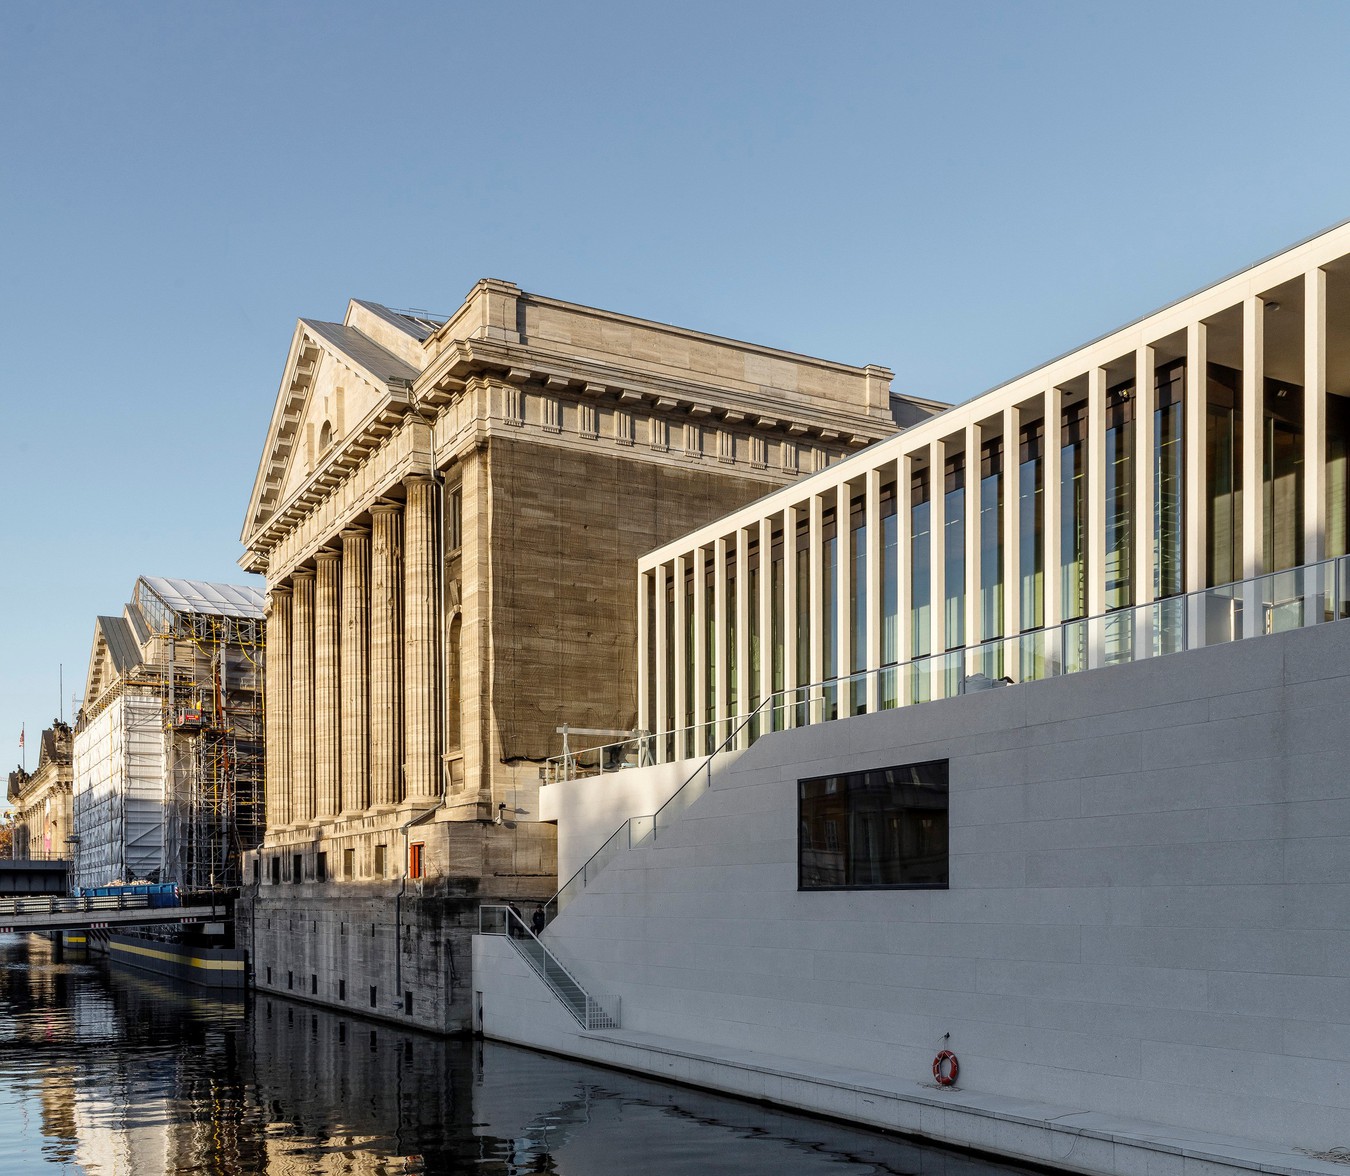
[1,934,1041,1175]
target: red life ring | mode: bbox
[933,1050,959,1086]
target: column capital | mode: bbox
[371,500,403,517]
[341,524,371,540]
[404,471,436,488]
[292,567,315,580]
[315,547,341,564]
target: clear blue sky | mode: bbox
[4,0,1350,787]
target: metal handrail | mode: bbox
[479,904,619,1029]
[539,555,1350,915]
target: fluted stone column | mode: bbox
[370,503,403,808]
[314,550,341,819]
[291,569,316,824]
[264,587,293,833]
[403,475,442,805]
[340,527,371,814]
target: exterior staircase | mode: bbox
[479,906,619,1030]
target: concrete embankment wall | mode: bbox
[476,621,1350,1173]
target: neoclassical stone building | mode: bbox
[7,721,73,860]
[239,282,939,1028]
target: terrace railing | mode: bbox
[539,555,1350,920]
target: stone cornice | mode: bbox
[248,418,434,581]
[415,338,894,438]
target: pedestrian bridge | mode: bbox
[0,893,226,934]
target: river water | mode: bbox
[0,932,1040,1176]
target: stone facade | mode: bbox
[7,721,73,860]
[239,284,937,1030]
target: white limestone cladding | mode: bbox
[480,618,1350,1172]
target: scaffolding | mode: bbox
[73,577,265,892]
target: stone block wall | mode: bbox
[481,620,1350,1153]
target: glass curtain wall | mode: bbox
[748,538,760,732]
[822,505,838,721]
[1263,378,1304,574]
[704,556,716,752]
[795,517,811,725]
[725,545,738,736]
[943,454,965,698]
[1330,396,1350,562]
[1154,361,1186,654]
[1061,403,1089,672]
[977,439,1003,679]
[682,563,695,756]
[1104,385,1134,663]
[849,495,867,716]
[1205,364,1243,643]
[664,571,675,759]
[771,525,785,729]
[910,468,932,704]
[881,481,899,709]
[1207,365,1243,587]
[1019,422,1045,679]
[645,574,656,743]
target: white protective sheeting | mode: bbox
[72,694,166,887]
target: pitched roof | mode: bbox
[351,299,447,342]
[298,319,420,385]
[96,615,142,677]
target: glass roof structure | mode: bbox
[135,576,265,621]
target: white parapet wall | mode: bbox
[541,751,745,882]
[477,619,1350,1176]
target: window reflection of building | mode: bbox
[798,761,949,889]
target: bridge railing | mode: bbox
[0,893,150,918]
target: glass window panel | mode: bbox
[944,455,965,651]
[881,483,898,709]
[822,505,838,721]
[910,469,931,704]
[1020,422,1045,631]
[799,760,949,889]
[1105,388,1133,610]
[1207,364,1242,587]
[1263,377,1304,573]
[1154,362,1185,600]
[1061,403,1087,621]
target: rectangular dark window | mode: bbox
[311,974,318,995]
[798,760,949,889]
[292,854,303,884]
[369,985,378,1009]
[374,844,386,876]
[338,978,346,1001]
[252,858,260,884]
[404,990,413,1016]
[270,856,280,885]
[315,852,328,882]
[343,847,355,879]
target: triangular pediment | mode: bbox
[240,306,426,549]
[82,615,136,710]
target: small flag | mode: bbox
[18,725,23,750]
